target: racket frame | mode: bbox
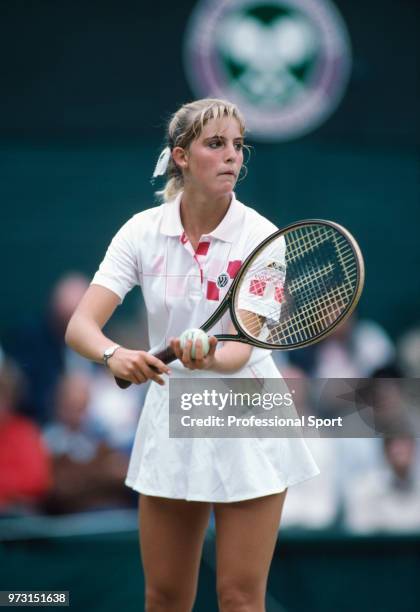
[203,219,365,350]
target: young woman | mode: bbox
[65,98,319,612]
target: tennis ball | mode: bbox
[179,328,210,359]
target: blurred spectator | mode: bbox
[42,372,133,514]
[87,367,146,453]
[398,326,420,377]
[0,356,51,515]
[343,434,420,533]
[3,273,91,424]
[368,365,420,437]
[85,319,149,453]
[289,316,395,378]
[290,318,396,503]
[279,367,340,529]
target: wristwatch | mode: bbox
[103,344,121,367]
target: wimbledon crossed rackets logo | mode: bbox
[184,0,352,141]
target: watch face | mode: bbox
[104,346,119,362]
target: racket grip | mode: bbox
[153,346,177,364]
[115,376,132,389]
[114,346,177,389]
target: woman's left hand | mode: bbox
[169,336,218,370]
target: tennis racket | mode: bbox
[115,219,364,388]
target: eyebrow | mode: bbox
[203,134,244,142]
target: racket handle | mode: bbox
[115,376,132,389]
[114,346,177,389]
[153,346,177,364]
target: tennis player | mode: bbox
[65,98,319,612]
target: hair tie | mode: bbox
[152,146,171,182]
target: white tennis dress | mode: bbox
[91,192,320,502]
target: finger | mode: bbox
[194,339,203,361]
[182,339,194,367]
[128,368,147,385]
[140,363,165,386]
[190,339,206,370]
[170,338,183,360]
[146,354,171,375]
[207,336,218,355]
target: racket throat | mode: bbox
[214,333,248,343]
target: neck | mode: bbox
[180,186,232,245]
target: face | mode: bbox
[385,437,415,474]
[56,374,90,430]
[174,116,244,197]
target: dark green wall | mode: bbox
[1,526,419,612]
[0,1,418,339]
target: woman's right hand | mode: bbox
[107,347,171,386]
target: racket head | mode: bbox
[228,219,364,350]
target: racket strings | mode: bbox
[284,226,334,263]
[270,284,354,344]
[241,282,353,343]
[234,225,359,346]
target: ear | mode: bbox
[172,146,189,169]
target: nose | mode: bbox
[224,141,239,162]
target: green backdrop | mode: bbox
[1,1,418,339]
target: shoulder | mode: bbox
[130,203,166,226]
[124,204,165,232]
[236,198,278,242]
[112,203,166,244]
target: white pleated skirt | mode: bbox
[125,355,320,502]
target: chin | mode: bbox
[205,183,233,198]
[218,179,236,192]
[215,188,234,200]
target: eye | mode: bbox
[208,138,223,148]
[234,142,244,151]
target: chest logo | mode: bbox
[216,273,229,288]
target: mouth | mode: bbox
[218,171,236,178]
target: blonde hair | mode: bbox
[156,98,246,202]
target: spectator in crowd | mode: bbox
[292,318,396,500]
[289,315,395,378]
[4,273,91,424]
[343,433,420,533]
[87,367,146,454]
[277,367,340,529]
[368,365,420,435]
[42,372,134,514]
[398,326,420,377]
[85,319,149,454]
[0,354,51,515]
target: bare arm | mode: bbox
[65,284,121,362]
[65,284,170,385]
[212,336,253,373]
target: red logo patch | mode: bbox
[195,241,210,256]
[249,279,266,296]
[227,260,242,279]
[275,286,284,303]
[206,281,219,301]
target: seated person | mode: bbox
[42,372,133,514]
[0,356,51,515]
[343,433,420,533]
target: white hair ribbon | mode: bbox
[152,146,171,179]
